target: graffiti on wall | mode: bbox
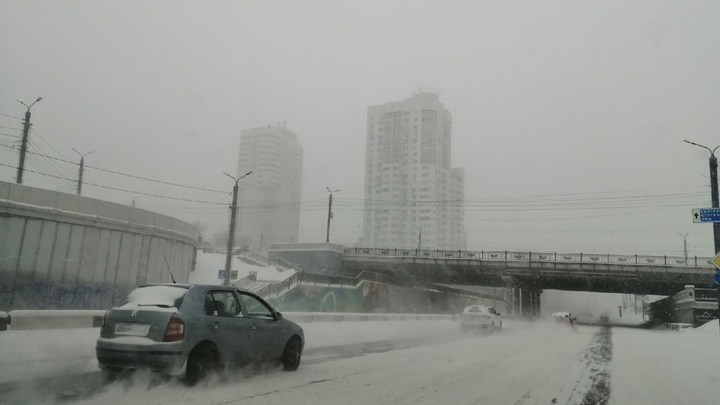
[0,281,131,311]
[268,283,369,313]
[266,281,482,314]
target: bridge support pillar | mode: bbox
[517,283,542,317]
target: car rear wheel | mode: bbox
[282,337,302,371]
[495,321,502,331]
[186,344,218,386]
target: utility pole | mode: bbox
[417,226,422,250]
[223,171,253,286]
[15,97,42,184]
[683,140,720,335]
[326,187,339,243]
[678,233,689,264]
[72,148,94,195]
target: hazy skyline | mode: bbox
[2,0,719,257]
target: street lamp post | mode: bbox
[326,187,340,243]
[72,148,94,195]
[678,233,689,264]
[223,171,253,286]
[15,97,42,184]
[684,140,720,253]
[684,140,720,334]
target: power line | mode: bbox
[0,162,228,205]
[30,127,72,161]
[334,190,707,206]
[0,141,228,194]
[0,112,21,120]
[0,125,21,130]
[27,139,75,178]
[1,133,21,138]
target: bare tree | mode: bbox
[192,221,208,247]
[212,230,229,247]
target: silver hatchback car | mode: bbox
[96,283,304,384]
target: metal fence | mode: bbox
[344,247,714,267]
[695,288,719,302]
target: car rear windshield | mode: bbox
[118,285,189,310]
[467,307,486,313]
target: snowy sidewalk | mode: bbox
[611,320,720,404]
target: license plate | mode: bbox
[115,322,150,336]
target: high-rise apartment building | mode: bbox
[236,124,303,251]
[360,89,466,250]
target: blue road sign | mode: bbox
[713,271,720,285]
[692,208,720,223]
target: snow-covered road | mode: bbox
[64,321,606,405]
[4,320,719,404]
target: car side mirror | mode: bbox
[275,311,283,320]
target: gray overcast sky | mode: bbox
[2,0,719,257]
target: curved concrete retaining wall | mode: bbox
[0,181,198,311]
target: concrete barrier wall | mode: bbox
[268,243,344,274]
[7,309,107,330]
[0,181,198,311]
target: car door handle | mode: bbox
[251,323,257,330]
[213,321,220,329]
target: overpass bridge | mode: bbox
[341,247,716,316]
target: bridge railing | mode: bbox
[695,288,719,302]
[344,248,714,268]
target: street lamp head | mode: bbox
[36,97,43,102]
[683,139,719,157]
[72,148,94,158]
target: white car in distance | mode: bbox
[459,305,502,333]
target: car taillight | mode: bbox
[163,316,185,342]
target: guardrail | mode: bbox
[5,310,107,331]
[2,310,454,331]
[695,288,719,302]
[231,272,257,289]
[345,247,714,267]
